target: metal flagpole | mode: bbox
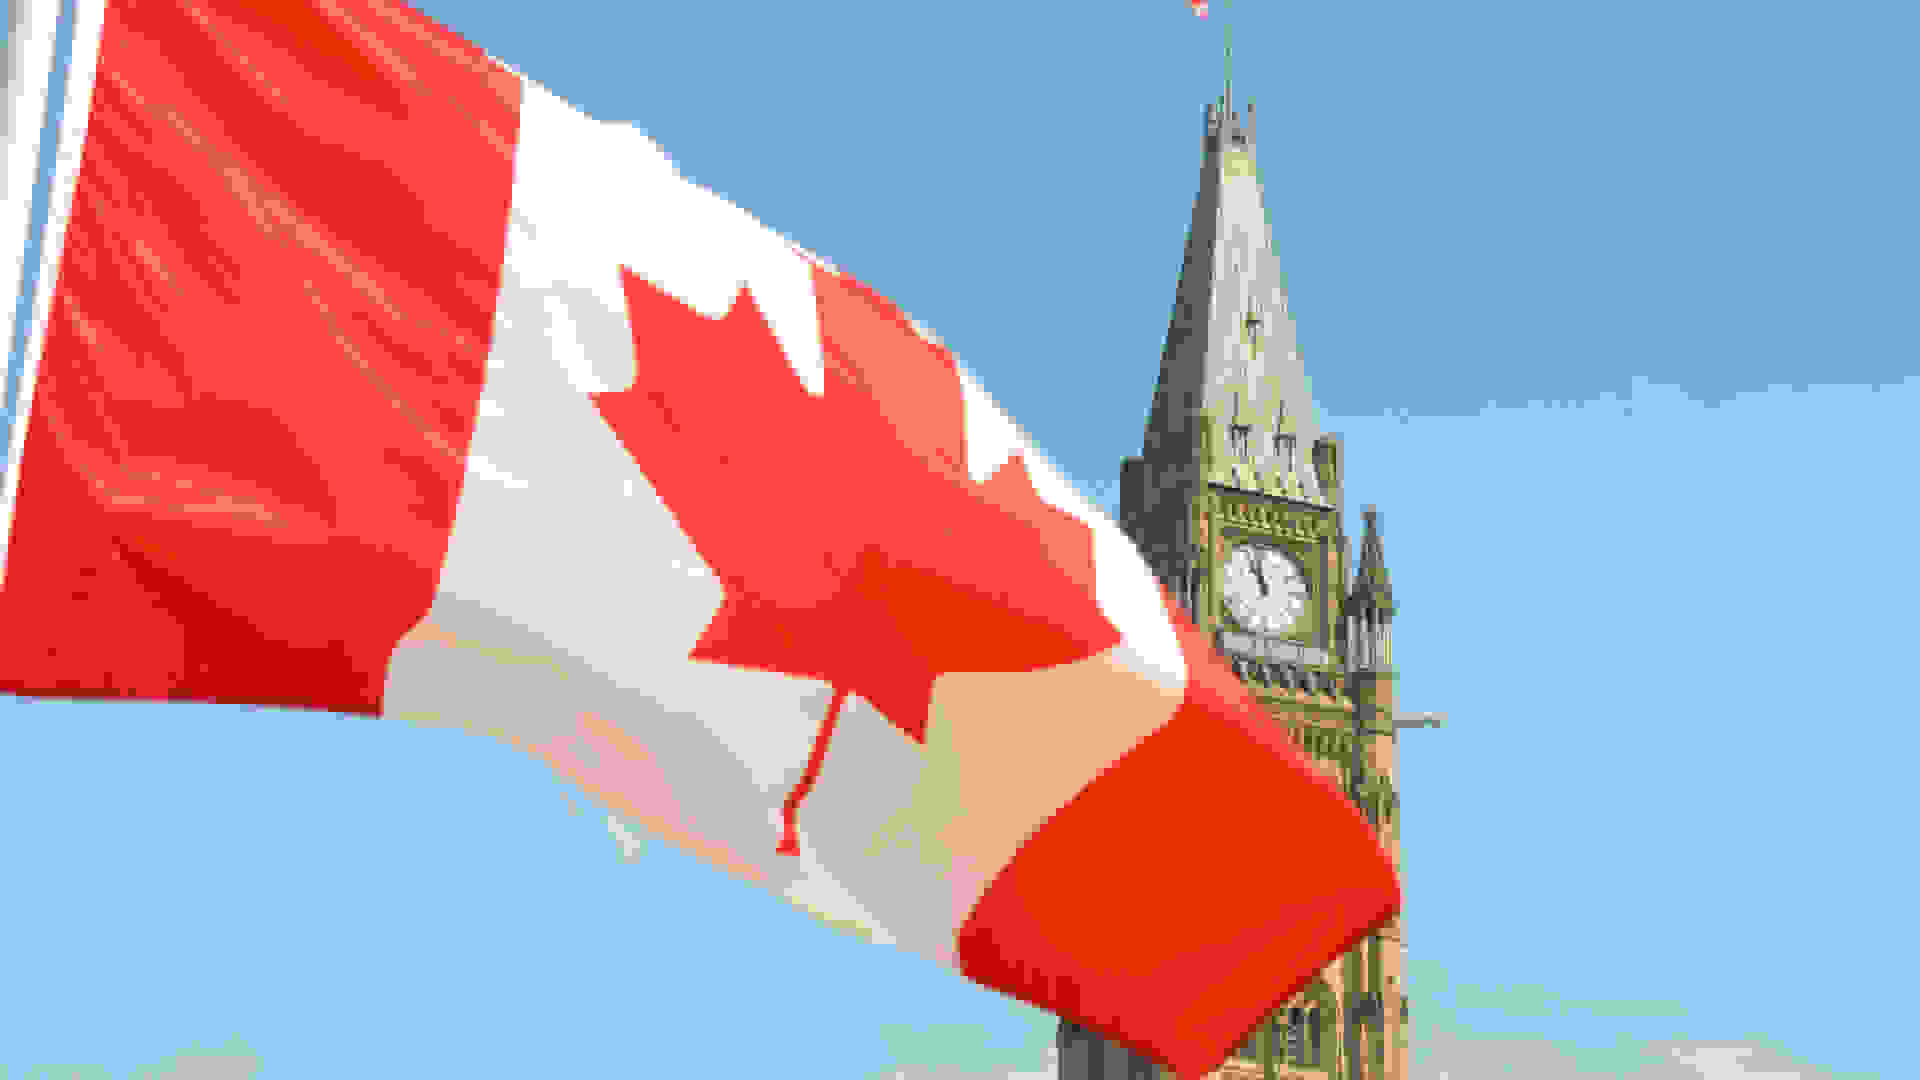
[0,0,79,591]
[2,0,71,437]
[1224,0,1233,108]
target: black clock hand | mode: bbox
[1252,557,1268,597]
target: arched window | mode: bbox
[1229,423,1253,461]
[1286,1007,1305,1064]
[1307,1007,1322,1066]
[1274,431,1297,483]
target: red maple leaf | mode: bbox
[592,262,1121,751]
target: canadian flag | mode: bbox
[0,0,1396,1075]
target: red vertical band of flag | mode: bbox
[0,0,520,710]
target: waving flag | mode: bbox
[1192,0,1210,16]
[0,0,1398,1075]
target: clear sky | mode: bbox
[3,1,1914,1078]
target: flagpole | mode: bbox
[1224,0,1233,108]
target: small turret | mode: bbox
[1344,506,1395,673]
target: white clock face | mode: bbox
[1223,544,1308,635]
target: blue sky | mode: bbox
[3,1,1915,1078]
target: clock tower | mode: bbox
[1055,92,1441,1080]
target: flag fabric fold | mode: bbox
[0,0,1398,1075]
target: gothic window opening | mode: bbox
[1244,308,1263,350]
[1308,1007,1322,1065]
[1230,424,1252,461]
[1274,430,1297,480]
[1287,1007,1305,1064]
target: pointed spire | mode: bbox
[1133,91,1324,504]
[1341,506,1395,675]
[1347,505,1395,618]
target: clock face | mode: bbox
[1223,543,1308,635]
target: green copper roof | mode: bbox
[1140,96,1326,504]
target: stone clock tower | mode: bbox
[1055,93,1442,1080]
